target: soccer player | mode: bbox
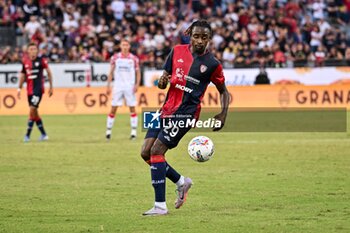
[106,39,141,140]
[140,20,230,216]
[17,42,54,142]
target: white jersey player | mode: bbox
[106,39,141,140]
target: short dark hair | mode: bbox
[27,42,38,48]
[184,19,213,38]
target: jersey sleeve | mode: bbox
[110,54,116,65]
[41,57,49,69]
[162,49,174,74]
[210,64,225,86]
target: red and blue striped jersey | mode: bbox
[161,44,225,119]
[21,56,48,96]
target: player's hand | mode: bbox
[17,89,21,100]
[48,88,53,97]
[133,85,139,93]
[158,74,171,89]
[212,113,226,131]
[106,86,111,96]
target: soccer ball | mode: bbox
[188,136,214,162]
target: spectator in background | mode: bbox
[235,44,251,67]
[143,33,156,52]
[63,4,80,24]
[67,46,80,62]
[96,17,110,45]
[22,0,41,23]
[312,0,326,21]
[65,26,79,49]
[154,29,166,45]
[254,67,270,85]
[111,0,125,23]
[310,26,323,52]
[62,14,79,35]
[314,45,327,66]
[328,47,344,60]
[31,28,45,45]
[90,47,103,62]
[323,29,337,52]
[48,46,61,63]
[303,44,313,61]
[222,46,236,68]
[0,1,15,26]
[0,46,11,63]
[24,15,41,39]
[273,43,286,68]
[339,0,350,23]
[327,0,340,24]
[345,47,350,65]
[11,47,21,63]
[292,43,307,66]
[79,16,95,38]
[14,7,27,46]
[301,15,314,43]
[258,45,274,67]
[318,18,331,36]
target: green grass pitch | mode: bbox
[0,114,349,233]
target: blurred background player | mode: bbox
[140,20,230,216]
[106,39,141,140]
[17,42,53,142]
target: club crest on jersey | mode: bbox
[200,64,207,73]
[175,67,184,81]
[35,62,39,67]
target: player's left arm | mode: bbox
[45,66,54,97]
[42,58,53,97]
[213,82,229,131]
[210,64,229,131]
[134,57,141,93]
[17,72,25,100]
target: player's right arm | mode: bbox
[106,60,116,95]
[158,71,171,89]
[17,63,26,99]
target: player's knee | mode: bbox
[150,144,162,156]
[140,149,150,162]
[29,110,35,118]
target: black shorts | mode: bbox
[145,117,192,149]
[27,94,43,108]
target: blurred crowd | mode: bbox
[1,0,350,68]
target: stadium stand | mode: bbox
[0,0,350,68]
